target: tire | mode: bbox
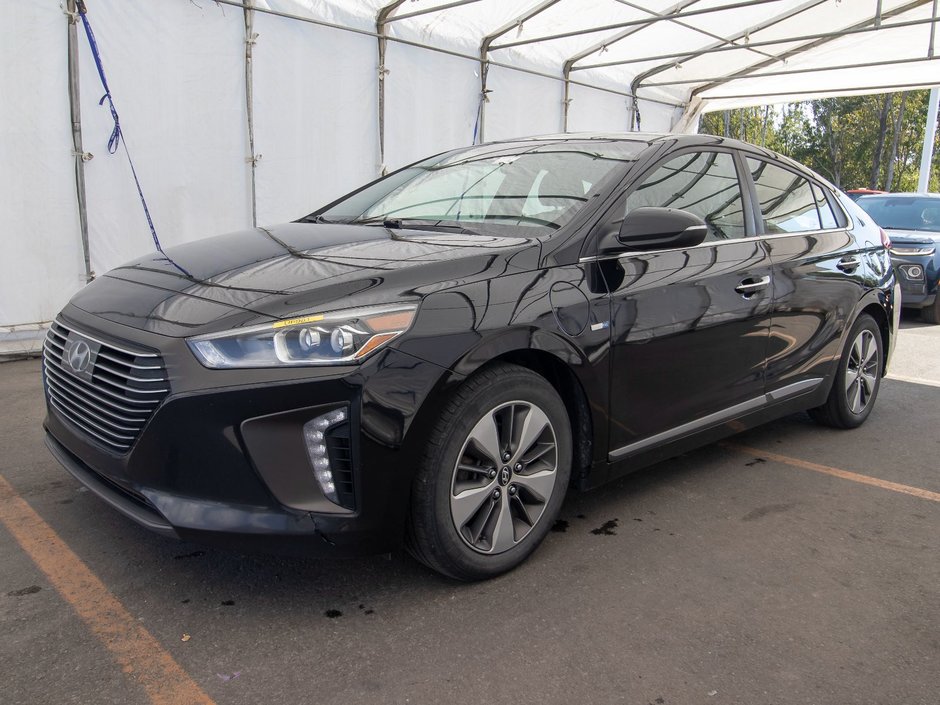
[809,314,883,429]
[920,296,940,324]
[406,363,572,581]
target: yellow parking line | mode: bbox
[886,373,940,388]
[723,443,940,503]
[0,474,215,705]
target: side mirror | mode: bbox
[600,207,708,253]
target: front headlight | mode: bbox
[187,304,417,368]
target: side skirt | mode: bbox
[580,378,827,491]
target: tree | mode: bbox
[698,89,938,192]
[869,94,892,189]
[885,92,908,191]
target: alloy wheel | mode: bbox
[845,329,879,415]
[449,401,558,554]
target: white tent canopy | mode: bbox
[2,0,938,354]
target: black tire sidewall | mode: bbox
[416,368,572,580]
[921,295,940,324]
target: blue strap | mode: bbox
[76,1,190,277]
[472,90,490,145]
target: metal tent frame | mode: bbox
[210,0,939,129]
[200,0,940,228]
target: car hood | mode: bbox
[68,223,540,337]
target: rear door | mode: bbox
[743,157,864,395]
[596,149,774,461]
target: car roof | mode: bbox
[502,131,757,150]
[487,131,802,167]
[478,132,838,193]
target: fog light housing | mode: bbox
[900,264,924,279]
[303,407,349,505]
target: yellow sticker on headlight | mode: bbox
[272,315,324,329]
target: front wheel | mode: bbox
[809,314,883,429]
[920,295,940,324]
[406,363,572,580]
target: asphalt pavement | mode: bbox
[1,314,938,705]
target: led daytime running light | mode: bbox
[303,407,349,505]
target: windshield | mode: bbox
[856,196,940,233]
[316,140,645,236]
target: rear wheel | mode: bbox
[809,314,883,429]
[406,363,571,580]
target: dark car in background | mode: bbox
[856,193,940,323]
[43,133,898,580]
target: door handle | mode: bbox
[837,256,861,272]
[734,276,770,297]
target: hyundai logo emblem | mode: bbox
[67,340,92,374]
[499,467,511,486]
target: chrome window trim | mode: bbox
[578,226,850,263]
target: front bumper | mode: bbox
[43,307,454,557]
[44,430,374,555]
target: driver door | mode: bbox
[595,149,774,461]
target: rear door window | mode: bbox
[747,158,823,233]
[812,184,838,229]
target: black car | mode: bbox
[43,134,899,580]
[855,192,940,323]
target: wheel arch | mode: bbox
[859,300,890,375]
[486,349,595,487]
[407,327,604,487]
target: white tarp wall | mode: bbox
[4,2,86,353]
[1,0,680,355]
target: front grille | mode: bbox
[42,319,169,453]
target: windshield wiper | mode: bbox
[348,217,483,235]
[351,216,406,228]
[296,214,335,224]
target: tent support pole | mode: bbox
[386,0,484,23]
[478,0,563,144]
[694,79,940,100]
[212,0,683,109]
[561,0,701,133]
[562,62,571,132]
[478,50,489,144]
[564,0,707,72]
[645,54,940,88]
[66,0,93,283]
[930,0,938,56]
[617,0,775,61]
[488,0,784,51]
[917,86,939,192]
[244,0,259,227]
[683,0,932,100]
[629,0,827,114]
[377,2,406,174]
[575,11,931,71]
